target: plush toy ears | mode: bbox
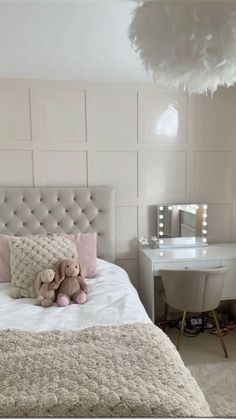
[55,260,67,283]
[35,272,42,295]
[77,259,85,279]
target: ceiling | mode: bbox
[0,0,152,82]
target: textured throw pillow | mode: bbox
[0,232,97,284]
[9,235,77,298]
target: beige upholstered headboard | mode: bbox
[0,187,115,262]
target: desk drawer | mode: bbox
[154,260,220,273]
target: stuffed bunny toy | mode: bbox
[50,258,87,307]
[35,268,56,307]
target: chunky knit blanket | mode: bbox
[0,323,211,417]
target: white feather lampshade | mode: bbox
[129,1,236,94]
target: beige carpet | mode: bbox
[190,361,236,417]
[168,328,236,417]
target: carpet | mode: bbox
[190,361,236,417]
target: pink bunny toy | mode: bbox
[50,258,87,307]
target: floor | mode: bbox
[167,327,236,417]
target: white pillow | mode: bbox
[9,235,77,298]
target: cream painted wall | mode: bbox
[0,78,235,288]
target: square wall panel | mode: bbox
[39,89,86,141]
[189,89,236,149]
[116,207,137,259]
[194,152,234,200]
[140,151,186,201]
[139,92,187,142]
[0,88,31,141]
[0,151,33,186]
[93,152,137,205]
[87,91,137,142]
[207,204,232,243]
[138,204,158,237]
[42,151,87,186]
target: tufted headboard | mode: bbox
[0,187,115,262]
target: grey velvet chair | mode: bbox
[159,267,229,358]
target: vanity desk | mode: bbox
[139,243,236,322]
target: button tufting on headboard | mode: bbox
[0,187,115,262]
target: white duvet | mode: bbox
[0,259,151,331]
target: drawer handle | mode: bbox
[184,266,189,270]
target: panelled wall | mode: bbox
[0,78,236,289]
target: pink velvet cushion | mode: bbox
[64,233,97,278]
[0,234,11,282]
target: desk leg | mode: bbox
[139,250,155,322]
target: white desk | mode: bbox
[139,243,236,322]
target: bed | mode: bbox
[0,187,211,417]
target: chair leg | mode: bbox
[212,309,229,358]
[177,311,186,351]
[162,303,169,332]
[201,312,205,333]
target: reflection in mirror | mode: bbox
[157,204,208,248]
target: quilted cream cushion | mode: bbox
[9,235,77,298]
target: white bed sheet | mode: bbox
[0,259,151,331]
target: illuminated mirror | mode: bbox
[157,204,208,248]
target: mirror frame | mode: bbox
[157,204,208,248]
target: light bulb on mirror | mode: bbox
[202,237,207,243]
[168,206,173,210]
[203,221,207,226]
[202,229,207,234]
[159,231,164,236]
[159,223,164,227]
[203,204,208,209]
[203,213,207,218]
[159,206,164,210]
[159,214,164,219]
[159,239,164,244]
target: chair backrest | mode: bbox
[159,267,228,312]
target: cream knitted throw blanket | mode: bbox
[0,323,211,417]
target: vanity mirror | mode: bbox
[157,204,208,248]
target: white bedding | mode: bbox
[0,258,151,331]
